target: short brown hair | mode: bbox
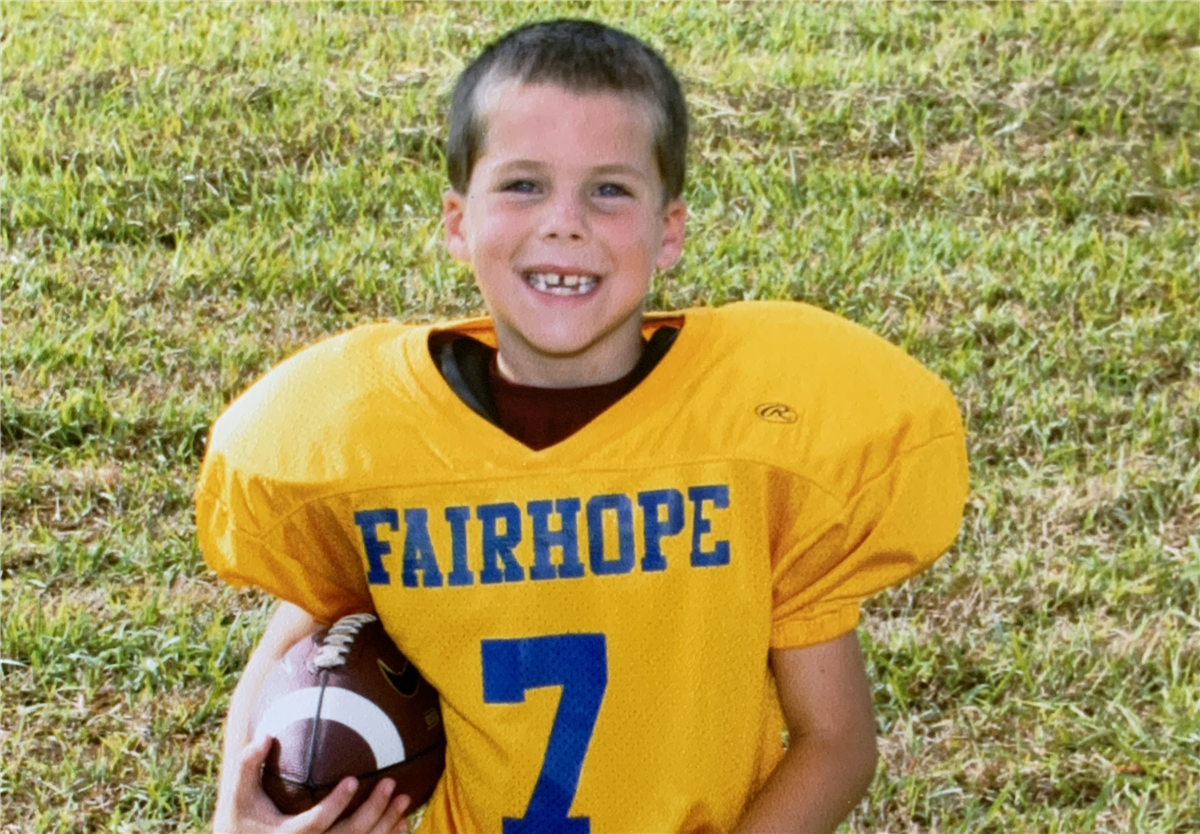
[447,19,688,202]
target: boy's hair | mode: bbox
[447,19,688,202]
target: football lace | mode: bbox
[313,613,377,669]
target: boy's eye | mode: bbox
[501,179,539,194]
[595,182,632,198]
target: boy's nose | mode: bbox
[538,193,589,241]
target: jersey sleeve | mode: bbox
[768,368,969,649]
[196,453,373,625]
[194,328,399,625]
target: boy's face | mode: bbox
[443,81,686,386]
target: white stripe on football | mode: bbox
[254,686,408,769]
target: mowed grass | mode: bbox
[2,1,1197,832]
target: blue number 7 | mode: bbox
[481,634,608,834]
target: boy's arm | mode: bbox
[218,602,322,786]
[213,601,410,834]
[733,631,879,834]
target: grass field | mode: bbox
[2,1,1198,832]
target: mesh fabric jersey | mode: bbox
[198,301,969,834]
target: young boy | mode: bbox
[199,19,968,834]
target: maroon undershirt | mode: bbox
[487,355,642,451]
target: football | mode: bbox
[252,613,446,817]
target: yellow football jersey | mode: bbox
[197,301,969,834]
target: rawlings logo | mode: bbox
[755,403,797,424]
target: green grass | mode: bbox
[2,1,1198,831]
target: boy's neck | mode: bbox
[493,317,646,389]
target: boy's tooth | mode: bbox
[527,272,598,295]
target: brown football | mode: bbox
[252,613,445,818]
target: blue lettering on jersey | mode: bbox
[445,506,474,587]
[353,484,730,588]
[401,508,443,588]
[637,489,684,572]
[688,485,731,567]
[478,502,525,584]
[528,498,584,580]
[354,508,398,585]
[586,494,635,576]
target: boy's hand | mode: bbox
[214,733,412,834]
[212,602,415,834]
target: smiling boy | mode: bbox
[200,19,968,834]
[444,79,685,388]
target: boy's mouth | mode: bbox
[524,272,599,297]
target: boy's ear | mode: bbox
[655,198,687,272]
[442,189,470,263]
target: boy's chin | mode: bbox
[502,306,642,352]
[520,329,616,360]
[498,321,645,381]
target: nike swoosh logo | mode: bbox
[379,658,421,697]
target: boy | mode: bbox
[199,19,968,834]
